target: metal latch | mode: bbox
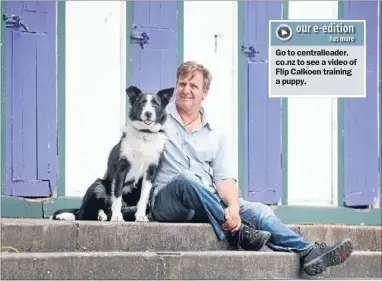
[242,45,267,63]
[2,14,32,33]
[130,25,149,49]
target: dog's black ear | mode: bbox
[126,86,142,105]
[157,87,174,106]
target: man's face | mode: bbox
[176,71,207,112]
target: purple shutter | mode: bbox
[132,2,178,93]
[243,1,283,204]
[341,1,379,206]
[5,1,57,197]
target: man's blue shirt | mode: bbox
[151,102,237,205]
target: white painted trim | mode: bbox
[120,1,126,126]
[231,1,239,190]
[183,0,239,179]
[65,2,126,196]
[287,1,339,207]
[0,1,3,191]
[374,0,381,209]
[331,97,338,206]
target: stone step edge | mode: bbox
[1,218,381,227]
[2,219,381,232]
[2,250,380,257]
[2,219,381,252]
[1,251,381,280]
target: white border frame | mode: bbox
[268,19,366,98]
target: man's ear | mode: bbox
[157,87,175,107]
[126,86,142,105]
[202,91,208,100]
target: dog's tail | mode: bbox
[51,208,80,221]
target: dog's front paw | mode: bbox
[55,213,76,221]
[110,211,124,222]
[135,214,149,222]
[97,210,108,221]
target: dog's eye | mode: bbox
[151,99,158,106]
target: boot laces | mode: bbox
[314,242,327,249]
[239,223,261,244]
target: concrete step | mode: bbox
[1,219,381,252]
[1,250,381,280]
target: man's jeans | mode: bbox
[151,171,313,252]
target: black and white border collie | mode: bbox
[52,85,174,222]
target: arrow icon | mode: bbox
[275,24,293,41]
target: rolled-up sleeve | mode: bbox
[211,133,238,182]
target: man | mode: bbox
[148,61,353,277]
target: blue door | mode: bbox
[128,1,179,94]
[341,1,379,207]
[242,1,283,204]
[4,1,57,197]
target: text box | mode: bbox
[268,20,366,98]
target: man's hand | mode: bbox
[221,205,241,232]
[215,178,241,232]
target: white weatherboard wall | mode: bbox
[63,1,339,206]
[64,1,239,196]
[376,1,381,209]
[287,1,338,206]
[0,13,2,190]
[183,1,239,180]
[65,1,126,196]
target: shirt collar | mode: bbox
[167,102,213,130]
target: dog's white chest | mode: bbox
[120,132,167,181]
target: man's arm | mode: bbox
[215,179,239,211]
[211,134,241,231]
[215,178,241,231]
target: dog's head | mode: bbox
[126,85,174,132]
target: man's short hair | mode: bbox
[176,61,212,93]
